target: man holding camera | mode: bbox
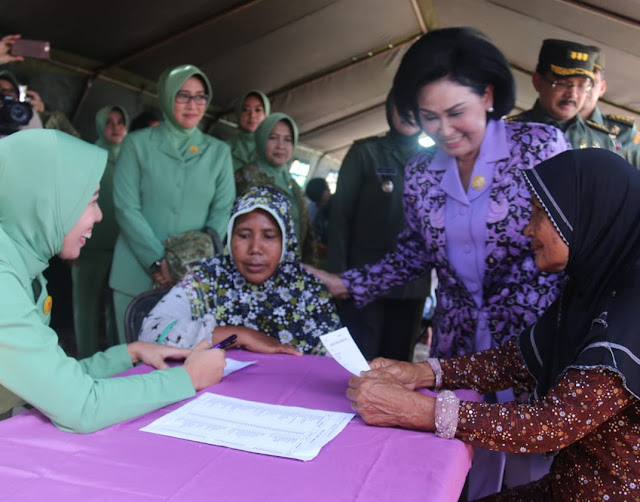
[0,35,44,137]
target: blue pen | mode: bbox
[212,334,237,350]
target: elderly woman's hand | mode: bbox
[302,264,350,299]
[214,326,303,356]
[368,358,436,390]
[347,372,436,431]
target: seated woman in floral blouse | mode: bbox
[346,149,640,500]
[139,186,340,355]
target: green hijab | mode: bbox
[235,89,271,126]
[254,112,299,187]
[0,129,106,281]
[94,105,130,164]
[157,64,212,144]
[253,112,301,236]
[228,89,271,170]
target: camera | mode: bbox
[0,93,33,135]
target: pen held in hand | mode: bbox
[212,334,237,350]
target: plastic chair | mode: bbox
[123,287,170,343]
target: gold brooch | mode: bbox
[43,296,52,315]
[189,145,199,154]
[471,175,485,190]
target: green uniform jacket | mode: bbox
[328,134,429,299]
[110,123,235,297]
[590,107,640,169]
[0,129,194,431]
[234,113,315,264]
[87,105,130,251]
[227,130,257,171]
[507,100,616,151]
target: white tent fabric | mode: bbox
[1,0,639,176]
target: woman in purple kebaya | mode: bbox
[308,27,571,499]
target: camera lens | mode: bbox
[9,102,33,125]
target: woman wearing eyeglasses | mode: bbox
[110,65,235,343]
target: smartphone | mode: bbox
[11,39,50,60]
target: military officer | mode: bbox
[579,51,640,168]
[507,39,616,151]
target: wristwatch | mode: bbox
[149,258,163,273]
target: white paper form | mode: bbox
[141,393,354,461]
[319,327,371,375]
[224,357,256,377]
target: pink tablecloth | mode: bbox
[0,351,477,501]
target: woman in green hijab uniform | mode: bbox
[235,113,316,264]
[110,64,235,343]
[0,129,225,430]
[72,105,129,358]
[226,89,270,171]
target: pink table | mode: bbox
[0,352,476,501]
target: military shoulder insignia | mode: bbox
[606,114,635,126]
[586,120,611,134]
[504,114,522,122]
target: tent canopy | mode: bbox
[2,0,639,176]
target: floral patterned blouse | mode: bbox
[343,120,570,359]
[435,339,640,501]
[138,187,340,354]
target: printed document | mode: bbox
[141,393,354,461]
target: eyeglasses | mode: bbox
[175,91,209,105]
[542,76,593,94]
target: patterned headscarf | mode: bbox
[180,186,339,354]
